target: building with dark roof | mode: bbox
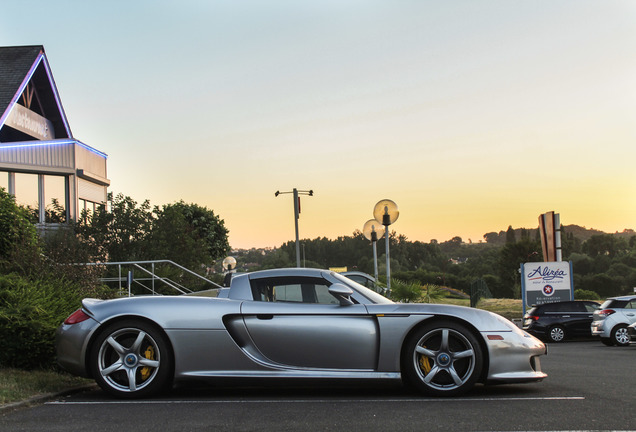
[0,45,109,228]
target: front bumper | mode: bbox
[483,329,547,383]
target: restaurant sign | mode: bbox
[5,103,54,140]
[521,261,573,313]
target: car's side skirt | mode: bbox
[179,370,402,380]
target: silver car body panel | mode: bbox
[56,268,546,386]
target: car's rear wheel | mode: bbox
[610,325,630,346]
[402,320,483,396]
[548,325,566,343]
[90,319,172,398]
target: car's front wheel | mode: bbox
[402,320,483,396]
[610,325,630,346]
[90,319,173,398]
[548,325,566,343]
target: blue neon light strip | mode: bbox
[0,139,108,159]
[0,52,45,128]
[41,53,73,137]
[0,50,72,138]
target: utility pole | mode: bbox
[275,188,313,267]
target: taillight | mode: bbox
[597,309,616,318]
[527,315,539,321]
[64,309,90,325]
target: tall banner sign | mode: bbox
[538,211,562,262]
[521,261,574,313]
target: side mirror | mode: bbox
[328,283,354,306]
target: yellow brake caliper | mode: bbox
[419,346,432,375]
[140,345,155,381]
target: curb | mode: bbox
[0,383,97,413]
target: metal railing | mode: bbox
[84,260,222,297]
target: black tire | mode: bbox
[610,325,630,346]
[600,337,614,346]
[548,325,566,343]
[90,319,173,398]
[402,320,483,397]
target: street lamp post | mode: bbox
[275,188,313,267]
[222,256,236,287]
[373,199,399,295]
[363,219,384,283]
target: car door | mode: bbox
[239,275,379,370]
[620,299,636,324]
[564,302,594,336]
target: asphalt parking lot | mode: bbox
[2,341,635,431]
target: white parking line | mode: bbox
[47,396,584,405]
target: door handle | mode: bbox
[256,314,273,320]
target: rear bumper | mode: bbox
[55,318,100,378]
[590,321,608,337]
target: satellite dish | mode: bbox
[363,219,384,242]
[222,256,236,271]
[373,199,399,226]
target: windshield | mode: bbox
[331,272,394,305]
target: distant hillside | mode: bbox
[483,225,635,245]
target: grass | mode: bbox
[436,297,523,320]
[0,368,91,405]
[475,298,523,320]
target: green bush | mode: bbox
[390,279,422,303]
[0,273,83,369]
[574,289,601,300]
[0,187,40,266]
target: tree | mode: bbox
[149,201,230,269]
[505,226,516,244]
[260,249,293,269]
[0,187,40,266]
[77,193,153,262]
[583,234,627,258]
[498,239,541,298]
[560,226,582,258]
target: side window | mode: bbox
[315,285,337,304]
[250,277,336,305]
[542,303,558,313]
[555,303,573,313]
[274,284,304,302]
[626,300,636,309]
[584,303,599,312]
[347,274,372,288]
[569,302,585,313]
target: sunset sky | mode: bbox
[1,1,635,249]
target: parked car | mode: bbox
[56,268,547,398]
[628,321,636,342]
[523,301,599,342]
[341,271,386,294]
[591,295,636,346]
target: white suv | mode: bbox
[591,295,636,346]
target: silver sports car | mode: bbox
[56,268,547,398]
